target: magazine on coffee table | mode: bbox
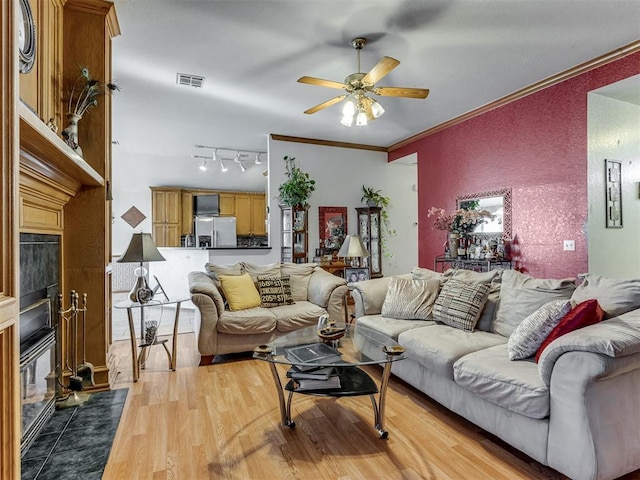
[286,365,335,380]
[284,342,342,370]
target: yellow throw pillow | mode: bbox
[219,273,261,311]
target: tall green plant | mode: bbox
[361,185,396,258]
[278,156,316,207]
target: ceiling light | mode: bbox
[233,151,242,164]
[356,111,368,126]
[199,160,207,171]
[341,114,354,127]
[212,149,218,162]
[255,153,262,165]
[239,163,247,173]
[370,99,385,118]
[342,98,355,116]
[220,161,228,173]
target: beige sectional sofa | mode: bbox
[188,262,347,365]
[351,268,640,480]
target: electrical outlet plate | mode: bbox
[563,240,575,251]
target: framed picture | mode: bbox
[605,159,623,228]
[345,267,370,283]
[318,206,347,250]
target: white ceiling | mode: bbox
[111,0,640,176]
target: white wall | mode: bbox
[587,92,640,277]
[268,138,418,275]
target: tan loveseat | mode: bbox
[188,262,348,365]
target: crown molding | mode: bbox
[270,134,387,152]
[388,40,640,152]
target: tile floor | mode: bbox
[21,389,128,480]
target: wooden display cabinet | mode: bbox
[356,207,383,278]
[280,205,308,263]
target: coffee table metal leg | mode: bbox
[368,360,394,439]
[170,302,181,370]
[126,308,140,382]
[268,362,295,428]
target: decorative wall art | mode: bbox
[318,206,347,250]
[605,159,622,228]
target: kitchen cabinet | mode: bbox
[356,207,383,278]
[151,188,181,246]
[219,193,235,216]
[181,191,193,235]
[235,193,266,236]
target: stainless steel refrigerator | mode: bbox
[194,216,237,247]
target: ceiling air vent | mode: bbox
[176,73,204,88]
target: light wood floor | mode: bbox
[103,333,640,480]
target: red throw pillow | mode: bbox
[535,299,605,362]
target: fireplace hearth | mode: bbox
[19,233,61,455]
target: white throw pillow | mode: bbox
[507,299,575,360]
[381,277,441,320]
[571,273,640,319]
[281,262,317,301]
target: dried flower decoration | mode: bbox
[67,67,119,117]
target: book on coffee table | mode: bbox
[286,365,335,380]
[293,375,341,391]
[284,342,342,370]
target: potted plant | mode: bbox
[360,185,396,257]
[278,156,316,207]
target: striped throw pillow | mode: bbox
[433,279,490,331]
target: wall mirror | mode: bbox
[457,188,512,240]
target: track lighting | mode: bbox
[193,145,266,173]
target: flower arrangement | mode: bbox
[427,206,492,235]
[67,67,119,117]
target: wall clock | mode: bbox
[18,0,36,74]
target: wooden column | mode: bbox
[61,0,120,389]
[1,0,21,476]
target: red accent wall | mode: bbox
[390,52,640,279]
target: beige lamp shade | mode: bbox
[117,233,166,264]
[337,234,369,258]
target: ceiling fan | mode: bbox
[297,37,430,126]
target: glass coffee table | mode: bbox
[253,322,405,438]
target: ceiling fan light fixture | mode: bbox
[356,111,368,126]
[341,114,354,127]
[342,98,356,116]
[371,99,385,118]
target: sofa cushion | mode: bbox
[493,270,576,337]
[257,275,294,308]
[219,273,261,311]
[217,308,277,334]
[281,263,317,301]
[357,314,435,341]
[381,277,441,320]
[571,273,640,319]
[241,262,281,283]
[188,271,225,313]
[433,279,490,332]
[507,299,574,360]
[454,344,550,419]
[204,262,243,298]
[398,324,506,379]
[535,299,605,362]
[411,266,445,281]
[444,268,503,332]
[272,301,327,332]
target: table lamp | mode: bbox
[337,234,369,267]
[117,233,166,303]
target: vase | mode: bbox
[61,113,83,157]
[448,233,460,259]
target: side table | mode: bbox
[114,297,188,382]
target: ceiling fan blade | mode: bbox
[298,76,346,90]
[304,95,346,114]
[362,56,400,85]
[375,86,430,99]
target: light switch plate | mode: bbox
[563,240,575,251]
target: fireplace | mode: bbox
[19,233,61,455]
